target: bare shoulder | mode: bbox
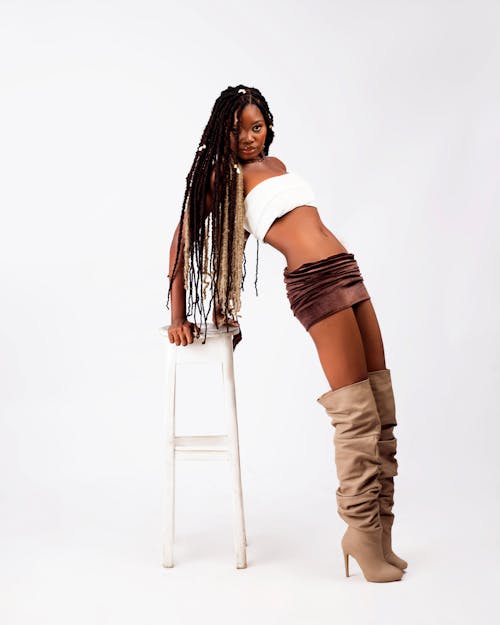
[241,155,287,175]
[268,156,287,172]
[240,155,288,196]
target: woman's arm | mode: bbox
[168,220,187,321]
[167,167,217,346]
[167,220,200,345]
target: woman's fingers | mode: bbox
[181,322,196,345]
[169,328,184,346]
[169,318,232,347]
[169,321,201,346]
[185,321,201,343]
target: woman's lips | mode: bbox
[242,146,257,153]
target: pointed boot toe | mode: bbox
[342,527,403,582]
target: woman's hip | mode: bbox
[283,251,371,331]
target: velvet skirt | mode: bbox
[283,252,371,331]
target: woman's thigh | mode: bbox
[352,299,386,373]
[308,307,368,390]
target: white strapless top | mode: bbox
[243,171,317,242]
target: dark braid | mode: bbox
[166,84,275,345]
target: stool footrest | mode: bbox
[174,435,230,460]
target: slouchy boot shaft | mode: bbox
[317,378,382,531]
[368,368,408,570]
[317,377,402,582]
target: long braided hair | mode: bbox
[166,84,275,345]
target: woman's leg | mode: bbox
[352,299,385,373]
[307,298,385,384]
[352,300,408,569]
[308,306,368,389]
[310,304,403,582]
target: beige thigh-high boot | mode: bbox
[317,378,403,583]
[368,369,408,570]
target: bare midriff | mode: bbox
[263,205,349,272]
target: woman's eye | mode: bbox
[231,125,262,134]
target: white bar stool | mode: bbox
[158,321,248,569]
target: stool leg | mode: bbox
[162,345,176,568]
[221,342,248,569]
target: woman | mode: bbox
[166,84,407,583]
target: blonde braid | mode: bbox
[216,174,231,311]
[228,163,245,317]
[209,158,246,322]
[201,214,212,300]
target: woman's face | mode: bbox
[230,103,268,162]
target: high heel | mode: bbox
[341,526,402,582]
[344,551,349,577]
[368,369,408,570]
[317,378,403,583]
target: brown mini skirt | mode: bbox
[283,252,371,331]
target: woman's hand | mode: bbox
[168,317,200,346]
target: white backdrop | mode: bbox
[1,1,499,623]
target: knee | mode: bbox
[331,372,369,391]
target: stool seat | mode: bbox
[159,321,248,569]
